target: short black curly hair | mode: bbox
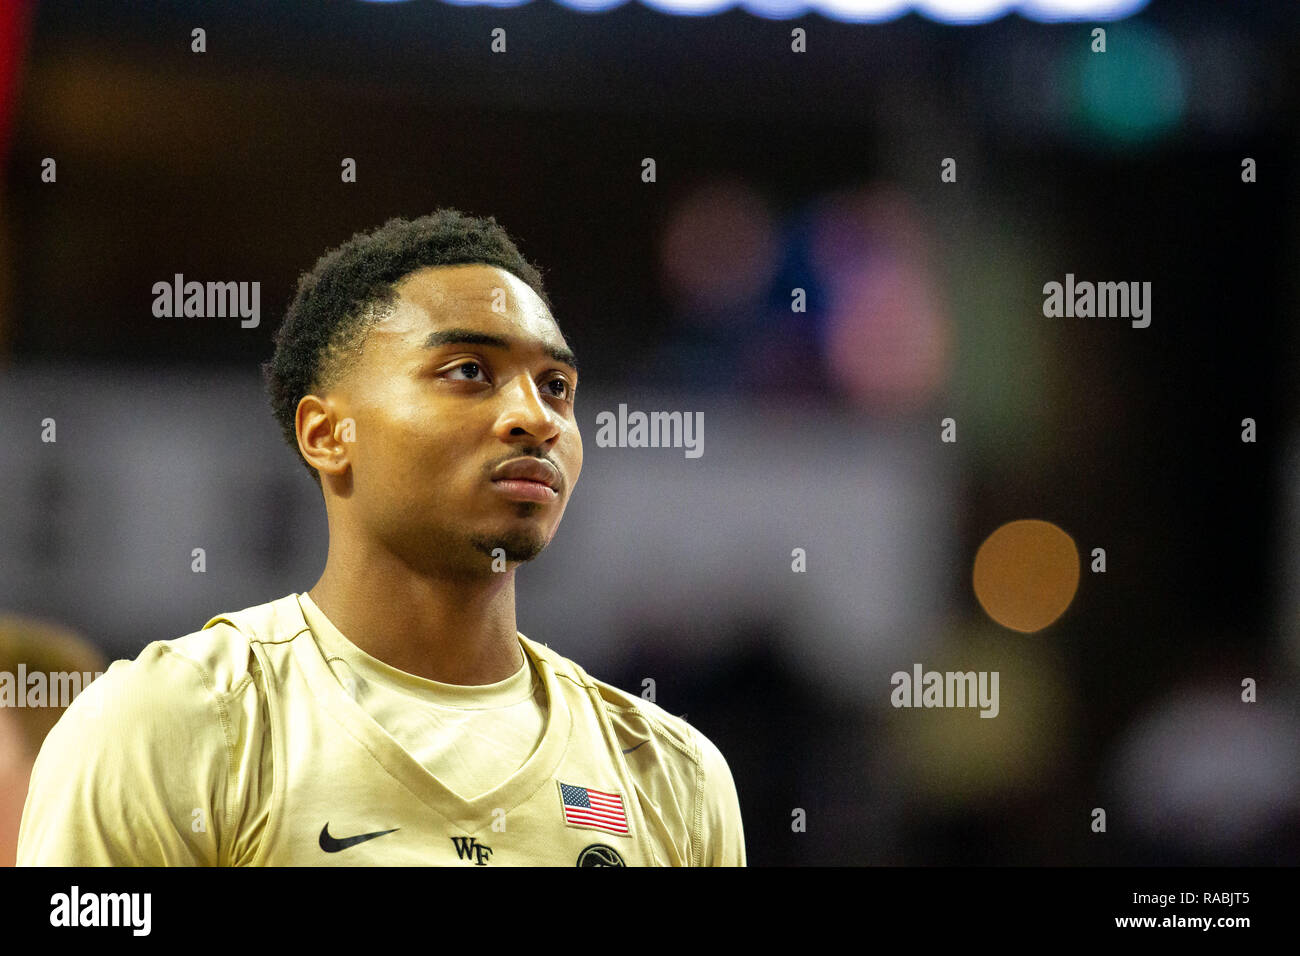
[264,209,552,483]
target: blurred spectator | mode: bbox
[0,615,107,866]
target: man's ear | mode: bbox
[296,394,351,480]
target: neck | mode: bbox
[308,536,523,685]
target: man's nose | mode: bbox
[495,374,561,442]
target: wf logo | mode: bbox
[450,836,493,865]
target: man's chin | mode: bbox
[470,529,549,564]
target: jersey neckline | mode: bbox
[286,592,574,833]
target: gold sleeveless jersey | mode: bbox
[17,594,745,867]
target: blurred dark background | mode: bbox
[1,0,1297,865]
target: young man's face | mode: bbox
[314,263,582,575]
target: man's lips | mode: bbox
[491,479,557,502]
[490,457,560,490]
[490,457,560,502]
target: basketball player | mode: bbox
[17,210,745,866]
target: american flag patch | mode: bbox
[558,781,629,836]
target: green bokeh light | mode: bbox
[1072,24,1186,145]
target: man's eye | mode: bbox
[546,378,574,400]
[446,362,486,382]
